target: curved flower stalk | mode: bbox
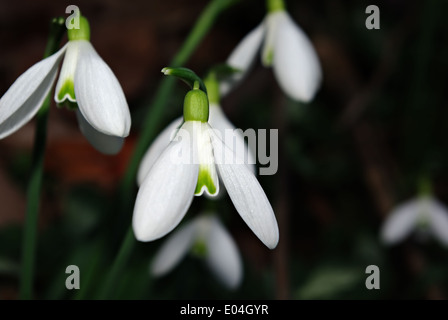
[137,71,256,186]
[151,214,243,289]
[133,77,278,249]
[380,195,448,246]
[0,15,131,154]
[221,0,322,102]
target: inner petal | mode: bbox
[55,41,80,104]
[194,122,219,197]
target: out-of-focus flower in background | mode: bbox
[380,196,448,246]
[0,15,131,155]
[151,214,243,290]
[221,0,322,102]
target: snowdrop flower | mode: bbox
[0,15,131,154]
[380,196,448,246]
[221,0,322,102]
[151,214,243,289]
[133,81,278,249]
[137,73,255,186]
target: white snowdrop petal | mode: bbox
[137,117,184,186]
[132,130,199,242]
[210,130,279,249]
[151,219,198,276]
[380,199,421,245]
[427,199,448,246]
[220,23,265,96]
[0,45,67,139]
[76,110,124,155]
[205,216,243,289]
[209,104,256,174]
[272,11,322,102]
[75,40,131,137]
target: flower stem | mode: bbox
[266,0,285,13]
[97,0,239,300]
[19,17,66,300]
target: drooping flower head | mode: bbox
[137,68,256,186]
[150,214,243,289]
[133,69,279,249]
[221,0,322,102]
[381,195,448,246]
[381,179,448,247]
[0,14,131,154]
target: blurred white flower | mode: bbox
[151,214,243,289]
[133,86,278,249]
[380,196,448,246]
[221,3,322,102]
[0,16,131,154]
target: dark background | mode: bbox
[1,0,448,300]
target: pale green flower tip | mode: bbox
[204,74,220,105]
[183,86,209,122]
[191,239,208,258]
[57,80,76,103]
[195,167,218,196]
[161,67,171,75]
[267,0,285,13]
[68,15,90,41]
[52,16,66,27]
[262,49,274,67]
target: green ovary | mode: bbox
[195,166,217,196]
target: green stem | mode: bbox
[266,0,285,13]
[19,17,66,300]
[98,0,238,300]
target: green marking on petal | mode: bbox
[58,100,78,110]
[191,239,208,258]
[262,48,274,67]
[195,165,217,196]
[57,79,76,103]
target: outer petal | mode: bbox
[74,40,131,137]
[150,218,198,276]
[220,23,265,97]
[0,45,67,139]
[137,117,183,186]
[271,11,322,102]
[132,125,199,242]
[205,216,243,289]
[76,110,124,155]
[380,199,421,245]
[209,104,256,174]
[427,198,448,246]
[210,129,279,249]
